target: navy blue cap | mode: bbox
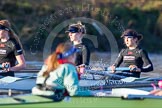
[121,29,143,40]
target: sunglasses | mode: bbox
[66,26,80,33]
[0,25,10,31]
[123,32,138,38]
[124,36,134,39]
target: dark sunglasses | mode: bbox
[123,32,138,38]
[66,26,80,33]
[0,25,10,31]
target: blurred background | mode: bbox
[0,0,162,76]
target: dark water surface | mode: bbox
[25,52,162,77]
[0,53,161,97]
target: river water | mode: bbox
[90,52,162,77]
[25,52,162,78]
[0,52,160,97]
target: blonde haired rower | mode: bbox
[65,22,91,76]
[66,21,90,66]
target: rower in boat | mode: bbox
[32,42,92,100]
[109,29,153,78]
[0,20,26,77]
[65,21,90,75]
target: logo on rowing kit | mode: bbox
[41,2,124,65]
[0,49,6,54]
[0,44,5,48]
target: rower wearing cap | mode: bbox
[0,20,26,76]
[109,29,153,78]
[65,21,90,67]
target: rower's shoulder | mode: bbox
[5,39,20,50]
[136,47,148,55]
[119,48,127,54]
[7,39,18,46]
[75,43,88,49]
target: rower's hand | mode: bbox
[150,89,162,96]
[77,64,85,74]
[2,62,11,72]
[109,65,116,73]
[129,65,141,72]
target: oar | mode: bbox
[0,67,129,74]
[0,89,31,96]
[122,94,162,100]
[0,69,40,73]
[0,64,40,73]
[97,89,162,99]
[0,65,130,73]
[85,67,130,74]
[85,67,130,80]
[85,70,127,80]
[82,80,158,90]
[106,67,130,71]
[20,67,129,74]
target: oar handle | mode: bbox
[0,64,2,68]
[0,64,10,69]
[0,64,10,73]
[0,65,5,73]
[106,67,130,71]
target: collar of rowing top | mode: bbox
[57,59,68,64]
[57,59,75,66]
[0,43,5,47]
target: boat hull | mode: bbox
[0,95,161,108]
